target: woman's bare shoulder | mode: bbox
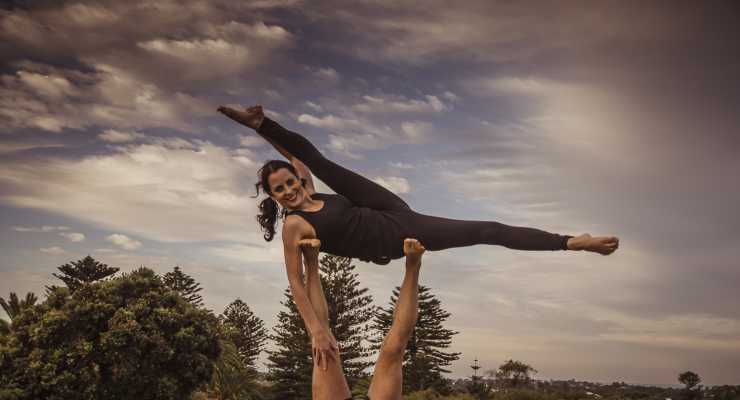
[282,214,313,238]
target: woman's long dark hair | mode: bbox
[253,160,306,241]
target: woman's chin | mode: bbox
[283,198,299,209]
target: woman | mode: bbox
[217,105,619,359]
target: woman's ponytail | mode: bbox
[256,196,285,241]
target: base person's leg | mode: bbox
[368,239,424,400]
[304,247,351,400]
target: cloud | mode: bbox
[2,4,294,86]
[239,135,266,147]
[207,242,284,264]
[106,234,142,250]
[463,76,566,97]
[297,113,361,130]
[295,111,434,158]
[400,121,432,143]
[59,232,86,242]
[306,2,683,66]
[372,176,410,194]
[0,138,261,243]
[1,3,296,137]
[0,62,212,133]
[98,129,145,143]
[389,161,415,169]
[326,132,383,159]
[16,70,79,99]
[0,139,66,154]
[353,94,449,114]
[12,225,69,232]
[314,67,340,83]
[137,38,252,81]
[39,246,65,255]
[304,101,323,112]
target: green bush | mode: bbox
[405,389,444,400]
[0,267,221,400]
[493,389,556,400]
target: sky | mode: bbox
[1,0,739,385]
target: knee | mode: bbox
[379,338,406,362]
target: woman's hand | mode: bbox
[312,329,339,371]
[217,105,265,130]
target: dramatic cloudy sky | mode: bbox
[2,0,738,385]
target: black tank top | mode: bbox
[286,193,409,265]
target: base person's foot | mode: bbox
[403,238,426,266]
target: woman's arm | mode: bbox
[300,239,329,329]
[219,105,316,193]
[282,218,338,367]
[282,218,325,335]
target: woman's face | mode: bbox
[267,168,305,210]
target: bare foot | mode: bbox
[217,105,264,129]
[568,234,619,255]
[403,238,426,266]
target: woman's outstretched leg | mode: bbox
[219,106,410,212]
[407,212,619,255]
[368,238,425,400]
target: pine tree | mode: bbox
[162,266,204,308]
[319,255,375,386]
[266,288,313,400]
[267,255,376,397]
[373,285,460,393]
[219,299,268,369]
[1,292,37,334]
[208,340,263,400]
[51,255,118,291]
[0,292,38,320]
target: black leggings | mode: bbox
[257,117,572,252]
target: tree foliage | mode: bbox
[266,255,376,397]
[266,287,313,400]
[0,292,37,321]
[162,265,204,308]
[318,255,376,385]
[495,359,538,388]
[208,339,264,400]
[0,267,221,400]
[468,358,490,399]
[50,255,119,292]
[678,371,701,390]
[373,285,460,393]
[220,298,268,369]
